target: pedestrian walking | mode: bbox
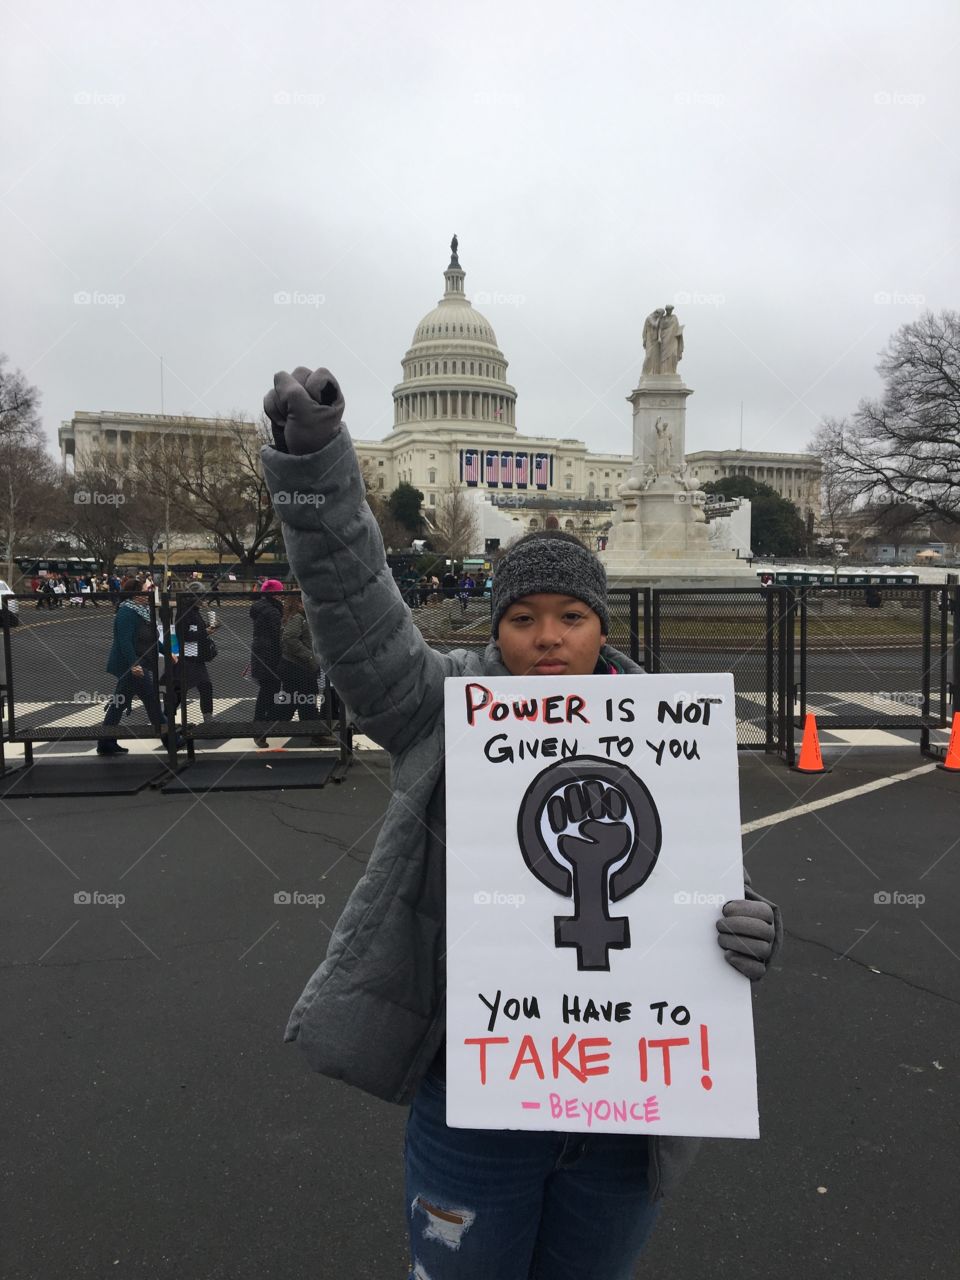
[172,582,220,731]
[276,592,335,746]
[249,578,284,748]
[458,571,475,613]
[262,366,783,1280]
[97,577,166,755]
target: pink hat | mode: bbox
[260,579,284,593]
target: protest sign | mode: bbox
[443,672,758,1139]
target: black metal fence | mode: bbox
[0,590,351,774]
[2,584,957,773]
[168,590,346,758]
[796,583,957,756]
[648,588,794,755]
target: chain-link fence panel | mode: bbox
[1,592,168,744]
[167,590,342,744]
[798,585,954,739]
[606,589,646,666]
[400,587,648,663]
[649,588,790,749]
[404,588,493,654]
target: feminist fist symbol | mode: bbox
[517,757,662,971]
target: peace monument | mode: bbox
[600,306,756,584]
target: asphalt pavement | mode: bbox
[2,746,959,1279]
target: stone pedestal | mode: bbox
[626,375,691,483]
[601,373,756,586]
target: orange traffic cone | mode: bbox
[794,713,830,773]
[938,712,960,772]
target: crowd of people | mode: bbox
[92,574,335,753]
[31,572,118,608]
[401,568,493,612]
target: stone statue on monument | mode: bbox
[641,309,664,376]
[659,304,684,374]
[618,463,656,498]
[654,418,673,474]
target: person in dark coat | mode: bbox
[172,582,219,729]
[457,572,475,612]
[250,579,284,747]
[98,577,165,755]
[276,592,336,746]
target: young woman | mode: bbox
[172,581,219,730]
[277,591,333,746]
[249,579,284,748]
[262,367,782,1280]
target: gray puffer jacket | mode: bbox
[261,426,782,1200]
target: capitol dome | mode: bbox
[391,237,517,434]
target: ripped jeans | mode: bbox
[404,1071,658,1280]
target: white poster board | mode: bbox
[443,673,758,1139]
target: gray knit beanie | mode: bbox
[491,532,610,637]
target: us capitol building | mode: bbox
[59,239,821,538]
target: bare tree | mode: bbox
[807,420,860,574]
[359,459,416,552]
[119,487,169,573]
[128,433,191,580]
[171,416,279,565]
[824,310,960,523]
[430,483,480,561]
[0,438,62,582]
[69,460,131,572]
[0,355,43,444]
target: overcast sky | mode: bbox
[2,0,958,463]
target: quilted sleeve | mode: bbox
[261,428,447,754]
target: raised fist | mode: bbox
[264,367,345,455]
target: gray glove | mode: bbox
[263,367,345,455]
[715,899,776,981]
